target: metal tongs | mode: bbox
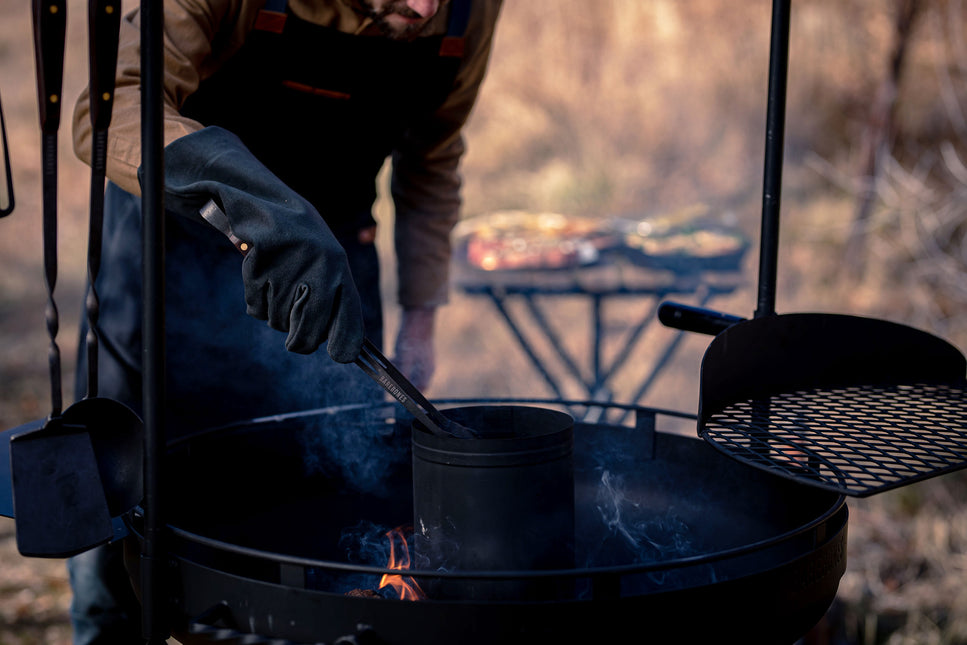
[356,338,478,439]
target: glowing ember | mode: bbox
[378,526,425,601]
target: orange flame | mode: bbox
[378,526,426,601]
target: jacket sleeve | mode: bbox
[391,0,504,309]
[71,0,259,195]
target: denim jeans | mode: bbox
[67,541,142,645]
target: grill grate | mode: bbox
[700,381,967,497]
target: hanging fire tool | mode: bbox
[1,0,142,558]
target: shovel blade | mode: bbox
[10,419,113,557]
[0,420,43,518]
[62,397,143,517]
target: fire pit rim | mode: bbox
[144,497,846,581]
[164,397,702,451]
[153,397,847,581]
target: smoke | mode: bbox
[299,403,410,496]
[339,519,394,565]
[303,519,393,595]
[578,465,719,592]
[584,469,696,566]
[597,470,695,561]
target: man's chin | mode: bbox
[379,14,430,39]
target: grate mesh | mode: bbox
[700,381,967,496]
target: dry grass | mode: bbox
[3,0,967,643]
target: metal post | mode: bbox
[755,0,791,319]
[140,0,167,642]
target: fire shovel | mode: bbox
[4,0,142,559]
[67,0,144,528]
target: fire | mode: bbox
[378,526,425,601]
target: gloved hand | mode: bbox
[159,126,364,362]
[393,307,436,391]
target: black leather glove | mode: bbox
[160,126,364,362]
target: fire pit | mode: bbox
[124,399,846,645]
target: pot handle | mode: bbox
[658,301,745,336]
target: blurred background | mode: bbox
[3,0,967,642]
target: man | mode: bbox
[67,0,503,642]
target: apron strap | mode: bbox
[255,0,289,34]
[447,0,472,36]
[440,0,472,57]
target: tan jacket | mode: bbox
[72,0,503,308]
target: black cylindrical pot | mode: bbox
[412,405,575,601]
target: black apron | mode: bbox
[82,0,472,441]
[181,0,470,238]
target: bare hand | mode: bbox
[393,307,436,391]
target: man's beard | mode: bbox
[360,1,436,40]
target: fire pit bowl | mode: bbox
[125,399,847,645]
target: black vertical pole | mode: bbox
[754,0,791,319]
[140,0,167,642]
